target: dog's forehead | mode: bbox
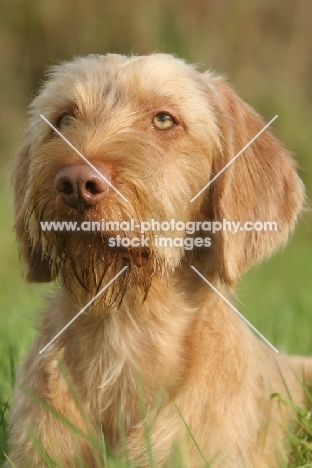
[70,53,199,89]
[40,54,206,112]
[117,54,200,93]
[30,53,219,147]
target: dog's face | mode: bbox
[14,54,304,308]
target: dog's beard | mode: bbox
[44,230,157,312]
[26,173,188,312]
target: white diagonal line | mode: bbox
[40,114,129,203]
[39,266,128,354]
[191,266,279,354]
[190,115,278,203]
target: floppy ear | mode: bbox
[13,141,54,283]
[207,78,304,287]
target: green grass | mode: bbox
[286,400,312,467]
[0,179,312,466]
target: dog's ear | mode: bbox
[13,141,54,283]
[205,78,304,287]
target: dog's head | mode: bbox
[14,54,304,307]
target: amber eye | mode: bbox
[57,114,73,129]
[153,113,176,130]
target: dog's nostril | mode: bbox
[85,180,103,195]
[54,176,74,195]
[62,180,74,195]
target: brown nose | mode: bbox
[54,164,111,210]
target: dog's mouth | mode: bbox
[52,230,152,267]
[58,231,151,266]
[121,247,150,267]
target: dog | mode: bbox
[7,53,312,467]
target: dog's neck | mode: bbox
[42,270,241,447]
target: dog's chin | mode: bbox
[46,232,156,312]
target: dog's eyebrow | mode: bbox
[191,266,279,354]
[190,115,278,203]
[40,114,129,203]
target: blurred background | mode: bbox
[0,0,311,451]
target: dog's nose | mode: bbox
[54,163,111,210]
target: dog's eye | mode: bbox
[57,114,73,129]
[153,113,176,130]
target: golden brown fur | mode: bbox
[7,53,312,467]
